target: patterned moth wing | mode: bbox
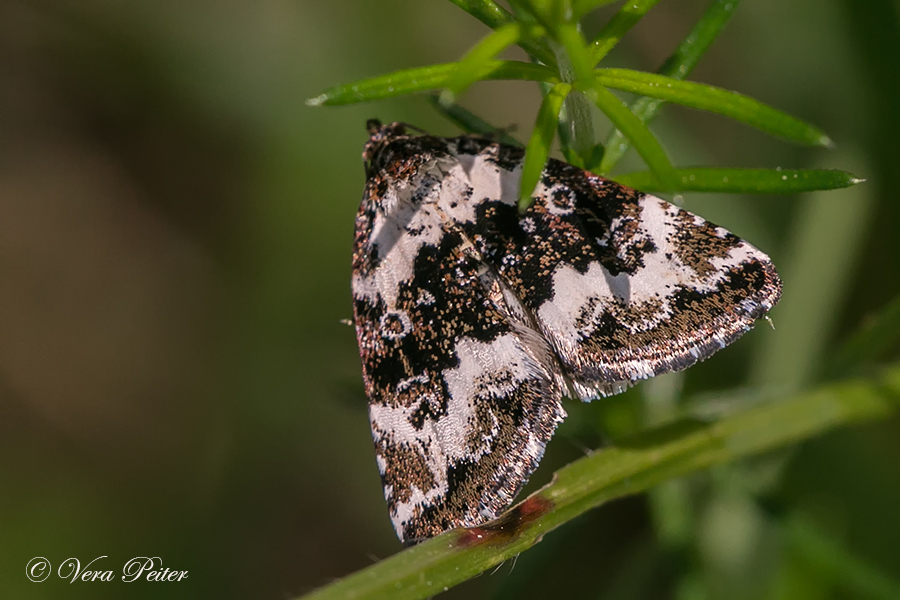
[352,120,782,544]
[452,138,783,400]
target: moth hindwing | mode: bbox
[352,120,781,543]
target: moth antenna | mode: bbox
[397,122,428,135]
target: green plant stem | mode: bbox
[550,36,597,168]
[297,366,899,600]
[445,0,558,66]
[441,23,544,105]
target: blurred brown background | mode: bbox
[2,1,899,599]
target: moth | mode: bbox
[352,119,781,543]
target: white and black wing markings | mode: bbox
[352,121,782,544]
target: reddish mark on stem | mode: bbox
[455,495,555,547]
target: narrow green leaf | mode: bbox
[445,0,558,66]
[829,293,900,378]
[573,0,626,20]
[657,0,740,80]
[592,83,679,190]
[520,82,572,212]
[555,23,597,88]
[297,366,899,600]
[441,23,538,105]
[612,168,863,193]
[597,68,833,146]
[600,0,743,173]
[306,61,558,107]
[426,95,524,146]
[589,0,663,65]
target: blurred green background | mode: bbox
[1,1,899,598]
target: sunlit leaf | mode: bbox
[520,82,572,212]
[589,0,663,65]
[597,69,833,147]
[306,61,557,106]
[441,23,541,106]
[572,0,626,20]
[613,168,862,193]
